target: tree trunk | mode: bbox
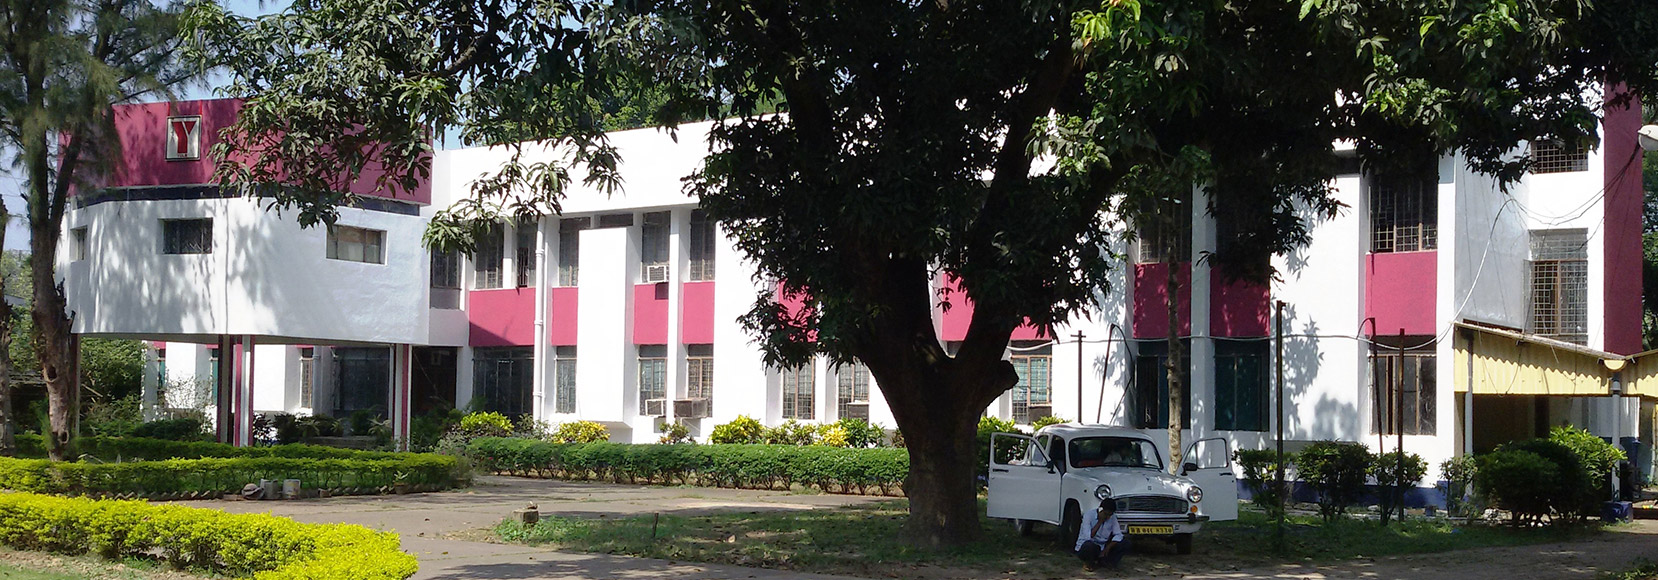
[0,302,14,457]
[1166,231,1184,473]
[34,280,72,461]
[896,404,985,548]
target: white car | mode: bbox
[986,424,1238,554]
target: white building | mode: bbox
[64,97,1653,496]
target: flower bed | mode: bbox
[467,438,909,496]
[0,492,416,579]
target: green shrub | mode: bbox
[82,394,141,438]
[1234,448,1289,514]
[466,438,910,496]
[1550,425,1626,512]
[1370,451,1428,524]
[1475,449,1559,525]
[349,410,381,437]
[1031,415,1067,430]
[1294,441,1373,521]
[709,415,765,444]
[1497,438,1586,521]
[459,412,513,438]
[658,421,693,444]
[551,421,610,444]
[764,419,818,445]
[815,423,850,447]
[131,417,209,442]
[836,418,886,448]
[410,409,463,452]
[976,416,1027,487]
[0,492,416,579]
[1439,455,1479,518]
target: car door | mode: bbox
[987,432,1063,523]
[1182,437,1239,521]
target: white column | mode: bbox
[1190,184,1215,439]
[664,209,685,434]
[532,217,549,422]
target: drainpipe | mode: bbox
[532,217,549,423]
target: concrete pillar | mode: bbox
[391,344,412,450]
[215,334,234,444]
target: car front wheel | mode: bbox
[1060,500,1082,547]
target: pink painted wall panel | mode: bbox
[1211,278,1270,337]
[548,287,579,346]
[468,289,537,346]
[633,283,670,344]
[1602,88,1644,355]
[681,282,716,344]
[104,99,431,204]
[936,277,1046,341]
[1132,263,1192,339]
[775,282,818,342]
[1364,251,1437,336]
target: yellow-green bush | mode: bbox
[551,420,609,443]
[0,492,416,579]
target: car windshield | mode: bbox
[1068,436,1163,470]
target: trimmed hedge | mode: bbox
[468,438,909,496]
[4,434,462,498]
[0,492,416,579]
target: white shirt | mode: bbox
[1075,509,1125,550]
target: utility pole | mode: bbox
[1396,328,1406,523]
[1274,300,1286,552]
[1075,331,1085,423]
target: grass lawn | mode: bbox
[492,501,1605,578]
[0,548,197,580]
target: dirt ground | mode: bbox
[0,548,199,580]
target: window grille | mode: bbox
[515,218,537,288]
[1530,140,1589,174]
[836,362,872,420]
[1214,341,1268,431]
[596,213,634,228]
[640,211,671,282]
[1529,229,1588,345]
[430,250,462,309]
[161,219,213,254]
[327,225,385,264]
[554,345,577,414]
[686,344,713,400]
[637,345,667,415]
[1369,341,1436,435]
[782,361,815,420]
[1010,344,1053,424]
[1135,189,1192,263]
[557,218,589,286]
[687,210,716,281]
[1370,174,1437,253]
[473,347,533,419]
[1130,340,1191,429]
[473,225,504,289]
[298,347,314,408]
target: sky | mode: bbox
[0,0,281,252]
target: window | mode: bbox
[1370,173,1438,253]
[161,218,212,254]
[837,362,872,420]
[686,344,713,400]
[1530,140,1589,174]
[334,347,391,416]
[1135,188,1191,263]
[641,211,671,282]
[1369,337,1436,435]
[781,361,815,420]
[597,213,634,228]
[155,348,167,393]
[1214,341,1268,431]
[207,347,220,403]
[515,218,537,288]
[1010,345,1052,424]
[1131,340,1191,429]
[71,227,87,261]
[326,225,386,264]
[473,347,533,418]
[557,218,589,286]
[688,210,716,281]
[473,225,504,289]
[637,345,667,414]
[554,346,577,414]
[298,347,315,408]
[430,249,462,309]
[1530,229,1589,345]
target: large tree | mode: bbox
[0,0,196,460]
[188,0,1658,547]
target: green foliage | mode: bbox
[80,394,141,438]
[1498,438,1587,521]
[658,421,693,444]
[0,492,416,578]
[1476,450,1560,525]
[78,339,146,402]
[1031,416,1067,430]
[130,417,209,442]
[976,416,1029,487]
[815,423,849,447]
[1234,448,1290,514]
[763,420,819,446]
[1439,455,1480,518]
[1370,451,1429,524]
[349,410,380,437]
[1294,441,1373,521]
[410,409,464,452]
[709,415,766,444]
[458,412,514,438]
[550,421,610,444]
[836,418,886,449]
[467,437,909,496]
[1550,425,1627,510]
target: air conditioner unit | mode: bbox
[643,398,668,417]
[1026,405,1054,423]
[674,398,711,419]
[643,263,670,283]
[843,402,870,421]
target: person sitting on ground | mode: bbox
[1075,498,1130,571]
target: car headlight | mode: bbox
[1094,484,1112,500]
[1186,485,1203,504]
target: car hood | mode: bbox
[1073,468,1193,495]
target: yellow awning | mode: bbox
[1451,323,1617,397]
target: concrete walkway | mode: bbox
[178,476,877,579]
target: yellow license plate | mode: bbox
[1126,525,1173,535]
